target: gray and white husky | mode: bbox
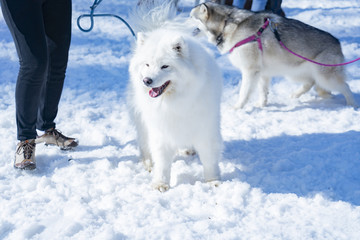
[190,2,357,108]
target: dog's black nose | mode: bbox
[143,77,153,86]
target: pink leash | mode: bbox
[229,18,360,67]
[276,35,360,67]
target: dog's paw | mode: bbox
[318,92,333,99]
[152,182,170,192]
[350,103,359,110]
[177,149,197,157]
[207,179,222,187]
[290,92,301,99]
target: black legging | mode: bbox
[0,0,72,141]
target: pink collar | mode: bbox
[229,18,270,54]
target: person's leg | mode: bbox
[244,0,252,10]
[251,0,267,11]
[272,0,285,16]
[233,0,246,8]
[36,0,72,131]
[0,0,48,141]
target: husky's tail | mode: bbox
[129,0,178,34]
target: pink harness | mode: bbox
[229,18,270,54]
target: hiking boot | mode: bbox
[36,128,78,150]
[15,139,36,170]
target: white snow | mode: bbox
[1,0,360,239]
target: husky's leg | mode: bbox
[235,71,259,109]
[291,79,314,98]
[150,144,174,192]
[339,83,357,107]
[256,76,270,107]
[321,78,357,107]
[317,70,357,107]
[315,85,332,99]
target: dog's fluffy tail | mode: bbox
[129,0,178,34]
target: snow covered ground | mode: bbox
[0,0,360,239]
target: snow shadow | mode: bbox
[223,131,360,205]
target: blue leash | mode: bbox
[77,0,136,38]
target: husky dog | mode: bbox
[128,1,223,191]
[190,3,357,108]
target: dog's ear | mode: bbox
[137,32,146,46]
[171,36,187,57]
[199,4,209,21]
[191,3,209,22]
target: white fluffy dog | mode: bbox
[128,2,223,191]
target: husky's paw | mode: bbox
[290,92,301,99]
[316,87,332,99]
[142,158,153,172]
[318,92,333,99]
[152,182,170,192]
[350,103,359,110]
[206,179,222,187]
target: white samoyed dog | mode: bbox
[128,1,223,192]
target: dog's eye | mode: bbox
[145,64,149,67]
[161,65,169,69]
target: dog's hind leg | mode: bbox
[315,85,332,99]
[235,71,260,109]
[256,76,270,108]
[291,78,314,99]
[338,84,357,107]
[316,69,358,107]
[319,75,357,107]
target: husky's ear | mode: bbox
[171,36,187,57]
[137,32,146,46]
[192,3,209,22]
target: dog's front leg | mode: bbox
[150,144,174,192]
[235,70,259,109]
[291,79,314,99]
[256,76,270,108]
[195,140,221,184]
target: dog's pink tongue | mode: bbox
[149,88,160,98]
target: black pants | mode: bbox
[1,0,72,140]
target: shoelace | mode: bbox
[17,141,35,159]
[47,128,69,141]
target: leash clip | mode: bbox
[268,18,281,41]
[268,18,277,33]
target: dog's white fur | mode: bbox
[128,3,223,191]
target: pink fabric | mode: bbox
[229,19,270,54]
